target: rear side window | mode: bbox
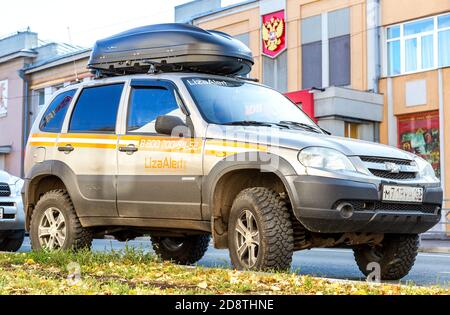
[127,86,181,134]
[39,89,76,132]
[69,83,124,133]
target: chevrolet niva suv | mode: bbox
[23,73,442,280]
[23,24,443,280]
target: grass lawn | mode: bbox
[0,248,448,295]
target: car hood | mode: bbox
[0,170,21,185]
[207,125,415,160]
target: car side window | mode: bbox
[39,89,76,133]
[69,83,124,133]
[127,86,184,134]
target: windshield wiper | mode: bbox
[222,121,289,129]
[278,121,322,133]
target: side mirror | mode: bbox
[155,115,188,136]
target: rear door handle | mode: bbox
[57,144,74,153]
[119,144,138,154]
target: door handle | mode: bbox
[57,144,74,153]
[119,144,138,154]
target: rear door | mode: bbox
[57,82,125,217]
[117,79,203,220]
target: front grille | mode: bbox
[1,213,15,219]
[334,200,439,214]
[369,169,417,180]
[0,202,15,207]
[360,156,414,166]
[0,183,10,197]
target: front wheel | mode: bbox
[151,234,210,265]
[228,187,294,271]
[353,234,419,280]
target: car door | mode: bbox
[117,79,203,220]
[56,82,125,217]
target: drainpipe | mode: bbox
[367,0,381,93]
[18,69,29,179]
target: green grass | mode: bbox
[0,248,448,295]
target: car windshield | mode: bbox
[183,77,319,131]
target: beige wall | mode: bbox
[391,70,440,116]
[0,57,29,177]
[381,0,450,26]
[28,57,91,90]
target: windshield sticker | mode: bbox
[186,79,229,87]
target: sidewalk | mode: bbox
[420,239,450,254]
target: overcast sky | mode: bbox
[1,0,243,48]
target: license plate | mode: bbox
[0,207,3,219]
[382,185,424,203]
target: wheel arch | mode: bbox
[203,152,298,249]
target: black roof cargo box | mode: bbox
[88,23,254,76]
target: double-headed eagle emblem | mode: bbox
[262,17,284,51]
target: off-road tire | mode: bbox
[30,189,92,251]
[353,234,419,280]
[151,234,210,265]
[0,230,25,252]
[228,187,294,271]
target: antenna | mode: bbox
[67,26,80,82]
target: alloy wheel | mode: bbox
[234,209,260,268]
[38,207,67,251]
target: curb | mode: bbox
[419,247,450,254]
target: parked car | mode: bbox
[0,170,25,252]
[22,24,442,280]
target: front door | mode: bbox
[117,80,203,220]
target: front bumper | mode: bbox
[0,194,25,233]
[289,175,442,234]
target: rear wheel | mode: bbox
[30,190,92,251]
[228,187,294,271]
[0,230,25,252]
[353,234,419,280]
[151,234,210,265]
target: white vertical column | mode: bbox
[438,69,447,231]
[321,12,329,88]
[387,78,398,146]
[44,87,53,104]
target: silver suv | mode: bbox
[23,73,442,280]
[0,170,25,252]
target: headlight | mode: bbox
[298,147,356,172]
[414,156,438,181]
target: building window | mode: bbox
[328,8,350,87]
[301,8,350,89]
[345,122,359,139]
[37,89,45,106]
[386,13,450,76]
[301,14,322,89]
[262,51,287,92]
[398,111,440,178]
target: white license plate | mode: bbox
[382,185,424,203]
[0,207,3,219]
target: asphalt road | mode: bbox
[18,237,450,287]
